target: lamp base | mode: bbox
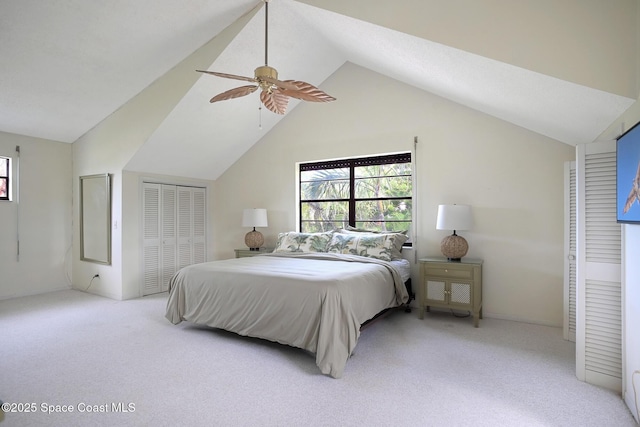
[245,229,264,250]
[440,234,468,261]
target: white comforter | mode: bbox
[165,252,408,378]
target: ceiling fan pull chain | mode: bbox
[258,101,263,129]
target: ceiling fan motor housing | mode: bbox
[255,66,278,92]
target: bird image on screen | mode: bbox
[623,161,640,214]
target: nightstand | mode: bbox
[234,248,274,258]
[418,257,483,327]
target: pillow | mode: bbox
[338,227,408,260]
[327,232,396,261]
[274,231,333,253]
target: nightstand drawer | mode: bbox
[423,264,474,280]
[234,248,273,258]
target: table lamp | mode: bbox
[436,204,472,261]
[242,208,268,250]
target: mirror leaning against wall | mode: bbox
[80,174,111,265]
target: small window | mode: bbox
[299,152,412,244]
[0,157,10,201]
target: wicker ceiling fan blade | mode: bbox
[197,70,257,84]
[260,89,289,115]
[210,85,258,103]
[279,80,336,102]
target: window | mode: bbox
[0,157,9,201]
[299,152,412,242]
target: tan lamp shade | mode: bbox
[242,208,268,250]
[436,204,472,261]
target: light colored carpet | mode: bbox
[0,289,635,426]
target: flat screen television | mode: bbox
[617,121,640,223]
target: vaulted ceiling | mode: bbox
[1,0,636,180]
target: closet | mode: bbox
[142,183,206,296]
[566,141,622,392]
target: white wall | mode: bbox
[72,135,123,299]
[213,63,575,326]
[623,225,640,421]
[0,132,72,300]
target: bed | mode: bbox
[165,230,411,378]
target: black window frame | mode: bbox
[0,157,9,201]
[299,152,412,245]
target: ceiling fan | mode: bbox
[196,0,336,115]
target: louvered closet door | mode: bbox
[177,187,193,269]
[564,161,577,342]
[161,185,177,292]
[142,183,162,295]
[576,141,622,392]
[142,183,206,296]
[192,188,206,265]
[177,186,207,269]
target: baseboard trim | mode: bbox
[411,303,562,328]
[0,285,73,301]
[482,311,561,328]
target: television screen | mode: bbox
[617,121,640,223]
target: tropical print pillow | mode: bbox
[326,232,394,261]
[273,232,333,253]
[336,227,408,260]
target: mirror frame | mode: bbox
[80,173,112,265]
